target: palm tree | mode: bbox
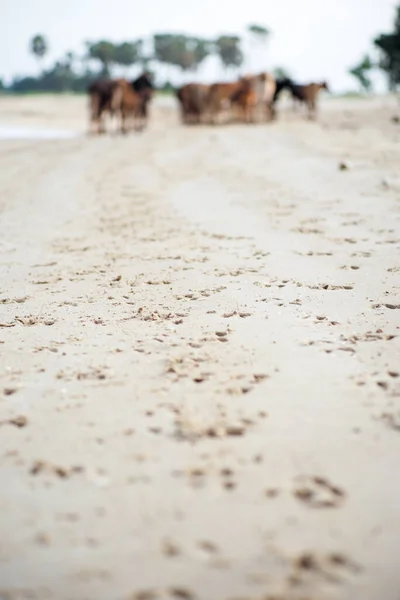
[247,24,270,71]
[86,40,116,77]
[215,35,244,76]
[30,35,48,70]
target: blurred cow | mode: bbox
[87,79,119,134]
[230,72,277,122]
[176,83,210,124]
[111,72,154,133]
[87,72,154,134]
[289,81,329,119]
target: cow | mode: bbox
[87,72,154,134]
[272,77,294,104]
[288,81,329,119]
[87,79,119,134]
[228,72,277,123]
[254,72,277,120]
[229,76,257,123]
[206,80,247,124]
[110,74,154,134]
[131,72,154,129]
[176,83,210,124]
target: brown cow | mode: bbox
[176,83,210,124]
[229,76,258,123]
[256,72,277,120]
[87,72,154,134]
[289,81,329,119]
[87,79,119,134]
[130,72,154,129]
[206,80,247,124]
[230,73,277,123]
[111,79,145,133]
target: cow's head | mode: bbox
[132,72,154,93]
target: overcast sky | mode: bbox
[2,0,397,91]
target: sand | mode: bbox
[0,93,399,600]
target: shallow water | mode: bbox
[0,125,80,140]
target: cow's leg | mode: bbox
[210,110,219,126]
[98,110,105,134]
[267,102,275,121]
[133,109,141,132]
[120,110,127,134]
[88,95,96,135]
[307,99,316,120]
[89,94,103,135]
[246,103,253,124]
[242,102,250,123]
[96,101,109,134]
[312,100,317,120]
[136,109,145,132]
[139,102,147,131]
[143,104,149,129]
[293,98,300,114]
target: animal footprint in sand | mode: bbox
[131,588,195,599]
[293,476,346,508]
[290,550,360,586]
[15,314,56,326]
[174,415,248,442]
[381,412,400,431]
[222,311,252,319]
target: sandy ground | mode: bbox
[0,93,400,600]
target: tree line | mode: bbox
[348,3,400,93]
[3,26,273,94]
[1,5,400,95]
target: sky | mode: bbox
[2,0,397,91]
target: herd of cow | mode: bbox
[87,71,329,134]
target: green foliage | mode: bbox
[85,39,143,75]
[86,40,115,75]
[153,34,211,71]
[113,41,143,67]
[215,35,243,70]
[273,66,291,79]
[348,54,374,92]
[11,62,89,93]
[30,35,48,61]
[374,4,400,89]
[247,24,269,41]
[7,26,275,93]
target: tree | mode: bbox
[64,51,75,71]
[273,66,291,80]
[86,40,116,77]
[113,41,142,70]
[247,24,270,44]
[348,54,374,93]
[153,33,177,78]
[30,35,48,68]
[42,60,75,92]
[153,34,212,79]
[173,36,212,71]
[246,24,270,70]
[374,3,400,90]
[165,35,193,71]
[183,37,212,71]
[215,35,243,73]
